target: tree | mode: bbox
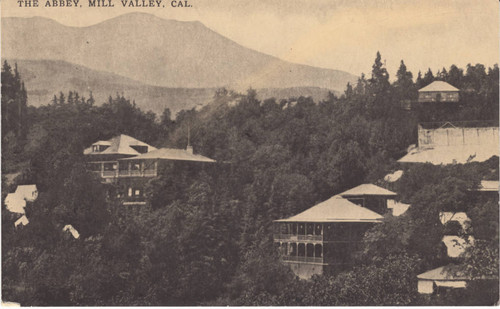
[421,68,434,87]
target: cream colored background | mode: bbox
[1,0,499,77]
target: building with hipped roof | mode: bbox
[84,134,215,204]
[418,81,460,103]
[273,191,385,279]
[417,264,469,294]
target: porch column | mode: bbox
[128,162,131,176]
[100,162,104,177]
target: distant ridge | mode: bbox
[2,13,357,92]
[7,59,338,115]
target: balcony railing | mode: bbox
[273,234,323,242]
[93,170,158,178]
[102,170,117,177]
[282,256,324,264]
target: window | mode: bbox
[298,223,305,235]
[314,224,322,235]
[104,163,116,171]
[306,243,314,257]
[306,223,314,235]
[289,243,297,256]
[128,187,132,197]
[298,243,305,257]
[291,223,297,235]
[315,244,323,258]
[135,189,141,197]
[131,145,148,153]
[92,145,99,152]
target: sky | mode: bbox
[2,0,499,77]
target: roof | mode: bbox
[439,211,470,226]
[93,140,112,146]
[274,195,384,223]
[118,147,215,163]
[14,215,29,227]
[1,301,20,307]
[83,135,157,156]
[387,200,411,216]
[442,235,473,258]
[417,265,469,281]
[384,170,404,182]
[418,81,459,92]
[339,184,397,197]
[398,144,499,165]
[15,184,38,199]
[5,193,26,214]
[476,180,499,192]
[63,225,80,239]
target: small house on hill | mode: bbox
[418,81,459,103]
[417,265,469,294]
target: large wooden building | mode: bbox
[273,183,399,279]
[273,195,383,279]
[84,134,215,204]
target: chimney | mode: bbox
[186,145,193,154]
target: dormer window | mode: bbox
[92,144,110,152]
[131,145,148,154]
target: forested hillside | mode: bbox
[2,54,498,305]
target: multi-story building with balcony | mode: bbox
[273,194,384,279]
[84,134,215,204]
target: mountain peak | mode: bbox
[2,14,357,90]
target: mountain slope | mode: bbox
[8,59,337,115]
[2,13,356,92]
[8,59,216,114]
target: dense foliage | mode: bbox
[2,55,498,305]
